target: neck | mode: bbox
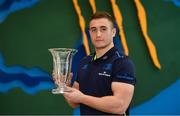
[95,43,114,58]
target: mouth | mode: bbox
[95,39,103,41]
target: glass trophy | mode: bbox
[49,48,77,94]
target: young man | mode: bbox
[63,11,136,115]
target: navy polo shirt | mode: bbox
[76,46,136,115]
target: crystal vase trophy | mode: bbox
[49,48,77,94]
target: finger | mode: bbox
[63,88,72,96]
[51,71,59,85]
[66,73,73,86]
[64,87,74,93]
[69,72,73,78]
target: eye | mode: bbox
[90,28,97,32]
[100,27,107,32]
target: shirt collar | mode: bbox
[92,46,118,62]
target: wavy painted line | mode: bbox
[0,53,50,77]
[0,80,54,95]
[0,75,52,87]
[0,0,5,5]
[164,0,180,7]
[130,78,180,115]
[0,39,86,94]
[0,0,40,23]
[73,0,90,55]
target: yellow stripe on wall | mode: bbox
[73,0,90,55]
[89,0,96,14]
[110,0,129,56]
[134,0,161,69]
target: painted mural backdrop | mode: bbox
[0,0,179,115]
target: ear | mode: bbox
[112,28,116,37]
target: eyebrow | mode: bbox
[89,26,107,29]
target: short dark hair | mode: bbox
[89,11,114,27]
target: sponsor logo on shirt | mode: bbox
[98,71,111,77]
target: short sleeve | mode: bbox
[112,57,136,85]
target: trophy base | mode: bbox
[52,87,72,94]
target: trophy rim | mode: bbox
[48,48,77,52]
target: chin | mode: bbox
[94,45,106,49]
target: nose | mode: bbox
[96,30,101,37]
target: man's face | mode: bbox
[89,18,116,49]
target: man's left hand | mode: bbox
[63,87,84,104]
